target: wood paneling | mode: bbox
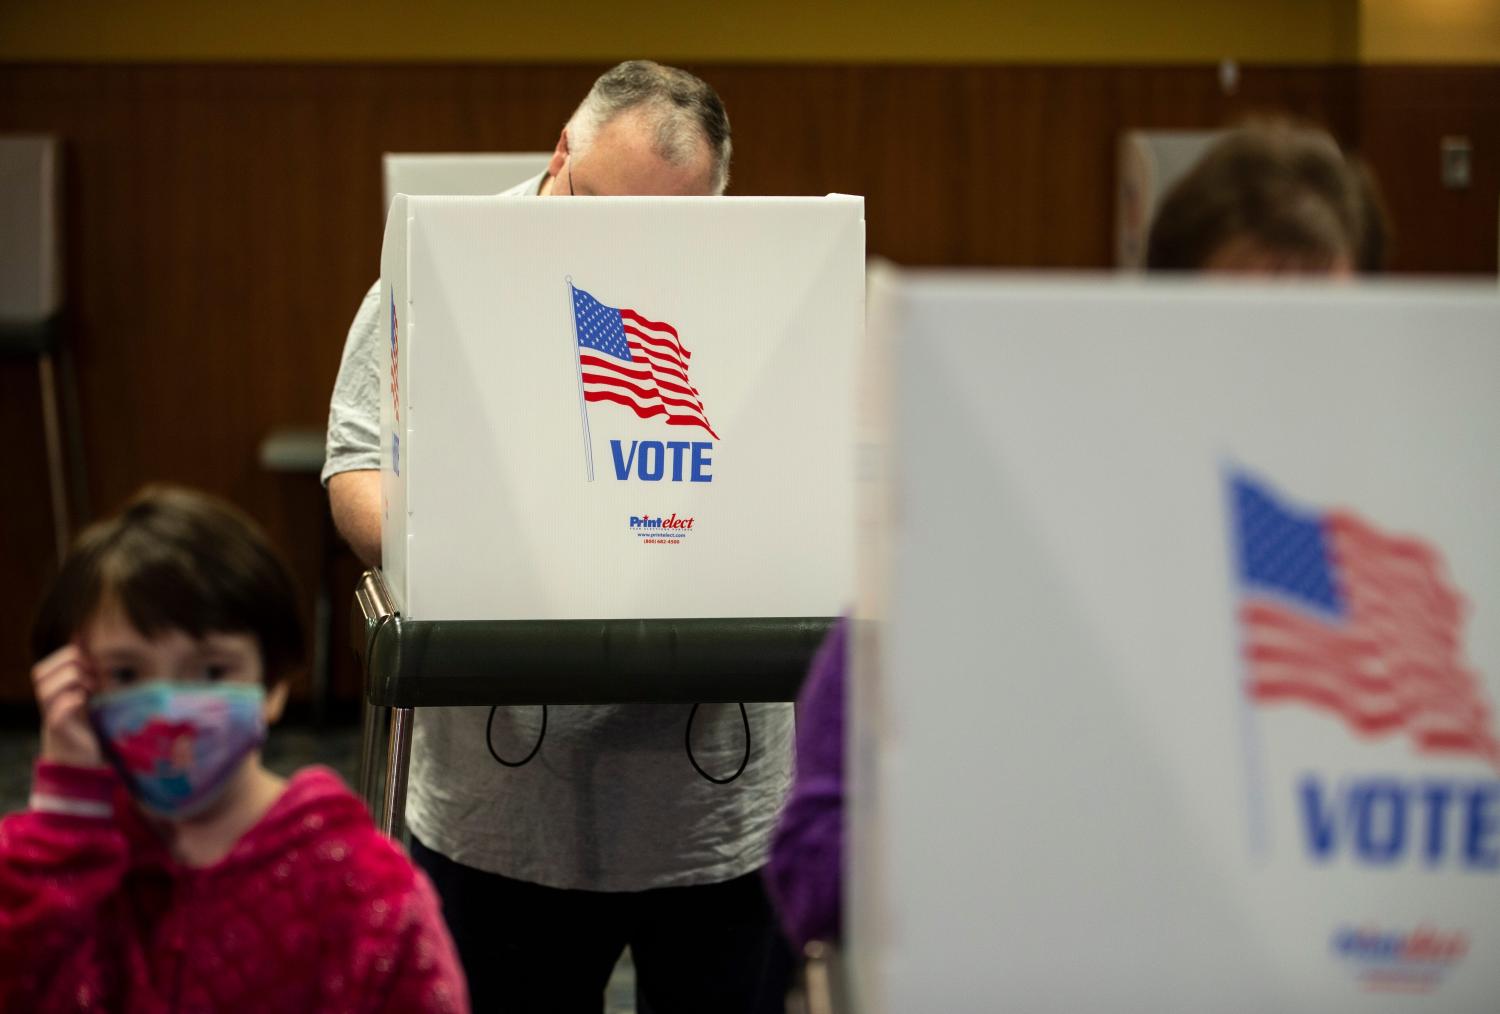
[1359,67,1500,274]
[0,62,1489,704]
[0,359,58,688]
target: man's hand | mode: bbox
[34,645,104,768]
[328,469,383,568]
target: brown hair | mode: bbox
[1146,122,1365,272]
[32,486,305,684]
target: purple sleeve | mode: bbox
[764,616,847,949]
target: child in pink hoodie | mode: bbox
[0,486,468,1012]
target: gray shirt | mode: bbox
[324,173,793,891]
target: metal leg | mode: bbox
[803,942,842,1014]
[352,569,399,827]
[358,698,389,818]
[381,706,414,839]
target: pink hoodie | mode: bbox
[0,763,468,1012]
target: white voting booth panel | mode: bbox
[380,195,864,621]
[0,136,62,321]
[852,274,1500,1013]
[1115,129,1222,269]
[381,152,551,216]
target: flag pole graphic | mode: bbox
[566,276,595,482]
[1224,465,1269,864]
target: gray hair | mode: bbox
[567,60,733,194]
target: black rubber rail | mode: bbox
[356,612,835,708]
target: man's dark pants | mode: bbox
[412,836,794,1013]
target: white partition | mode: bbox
[381,152,551,216]
[852,273,1500,1013]
[379,195,864,621]
[0,135,62,322]
[1115,130,1222,269]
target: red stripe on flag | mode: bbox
[625,325,690,367]
[581,374,657,404]
[584,390,667,420]
[621,308,685,344]
[583,390,717,436]
[1249,679,1416,735]
[580,371,710,420]
[627,342,691,385]
[1328,512,1442,566]
[579,354,651,382]
[655,377,705,409]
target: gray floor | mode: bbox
[0,722,636,1013]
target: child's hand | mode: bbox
[34,645,104,768]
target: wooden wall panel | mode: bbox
[0,361,58,700]
[1359,67,1500,275]
[0,62,1487,706]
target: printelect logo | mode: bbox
[628,513,694,546]
[1331,924,1468,993]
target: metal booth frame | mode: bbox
[351,568,835,838]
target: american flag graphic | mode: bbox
[570,284,718,439]
[1231,473,1500,770]
[389,296,400,423]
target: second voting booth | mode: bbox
[356,190,1500,1011]
[358,192,864,831]
[853,274,1500,1013]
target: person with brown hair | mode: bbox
[1146,121,1369,276]
[0,486,467,1012]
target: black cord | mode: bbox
[685,702,751,785]
[486,705,547,767]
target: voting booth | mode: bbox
[852,273,1500,1012]
[356,192,864,831]
[378,194,863,620]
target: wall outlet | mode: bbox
[1441,136,1472,190]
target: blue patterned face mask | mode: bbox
[87,682,267,819]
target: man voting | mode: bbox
[322,61,791,1013]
